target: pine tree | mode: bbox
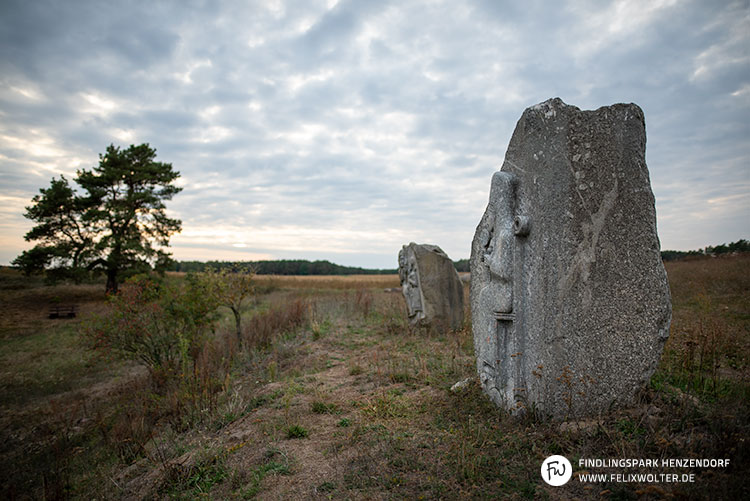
[15,143,182,293]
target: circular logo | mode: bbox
[541,455,572,486]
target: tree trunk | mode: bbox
[106,268,118,295]
[232,307,242,348]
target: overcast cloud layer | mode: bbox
[1,0,748,269]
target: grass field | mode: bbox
[0,256,748,499]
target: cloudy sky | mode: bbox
[1,0,748,269]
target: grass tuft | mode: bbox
[286,425,309,439]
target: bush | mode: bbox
[191,266,256,347]
[85,275,219,377]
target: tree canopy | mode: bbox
[13,175,94,281]
[14,143,182,293]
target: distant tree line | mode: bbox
[661,239,749,261]
[173,258,479,275]
[705,239,750,255]
[173,259,398,275]
[453,259,470,272]
[660,249,705,261]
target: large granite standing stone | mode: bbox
[399,242,464,331]
[470,98,671,419]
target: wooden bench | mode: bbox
[49,305,77,319]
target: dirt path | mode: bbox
[119,303,472,499]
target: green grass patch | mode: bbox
[286,425,308,439]
[311,400,339,414]
[237,448,292,499]
[0,323,117,406]
[162,448,229,497]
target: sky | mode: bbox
[0,0,748,269]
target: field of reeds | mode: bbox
[0,256,747,499]
[247,273,401,291]
[166,271,404,292]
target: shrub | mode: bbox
[192,266,256,348]
[85,275,219,377]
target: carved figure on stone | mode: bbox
[398,247,424,322]
[398,242,464,331]
[475,172,528,409]
[471,98,672,419]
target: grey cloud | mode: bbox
[99,22,179,69]
[0,1,179,81]
[294,0,387,63]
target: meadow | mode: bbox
[0,256,747,499]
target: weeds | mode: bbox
[361,391,414,420]
[311,400,339,414]
[286,425,309,439]
[317,480,336,493]
[310,317,332,340]
[354,289,373,317]
[238,448,292,498]
[245,297,307,347]
[160,447,230,497]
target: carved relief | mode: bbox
[474,172,530,411]
[398,242,464,331]
[399,246,424,322]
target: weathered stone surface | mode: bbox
[470,98,671,419]
[399,242,464,331]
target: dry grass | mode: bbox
[167,271,401,290]
[662,255,750,396]
[254,274,401,290]
[0,281,106,340]
[1,256,748,499]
